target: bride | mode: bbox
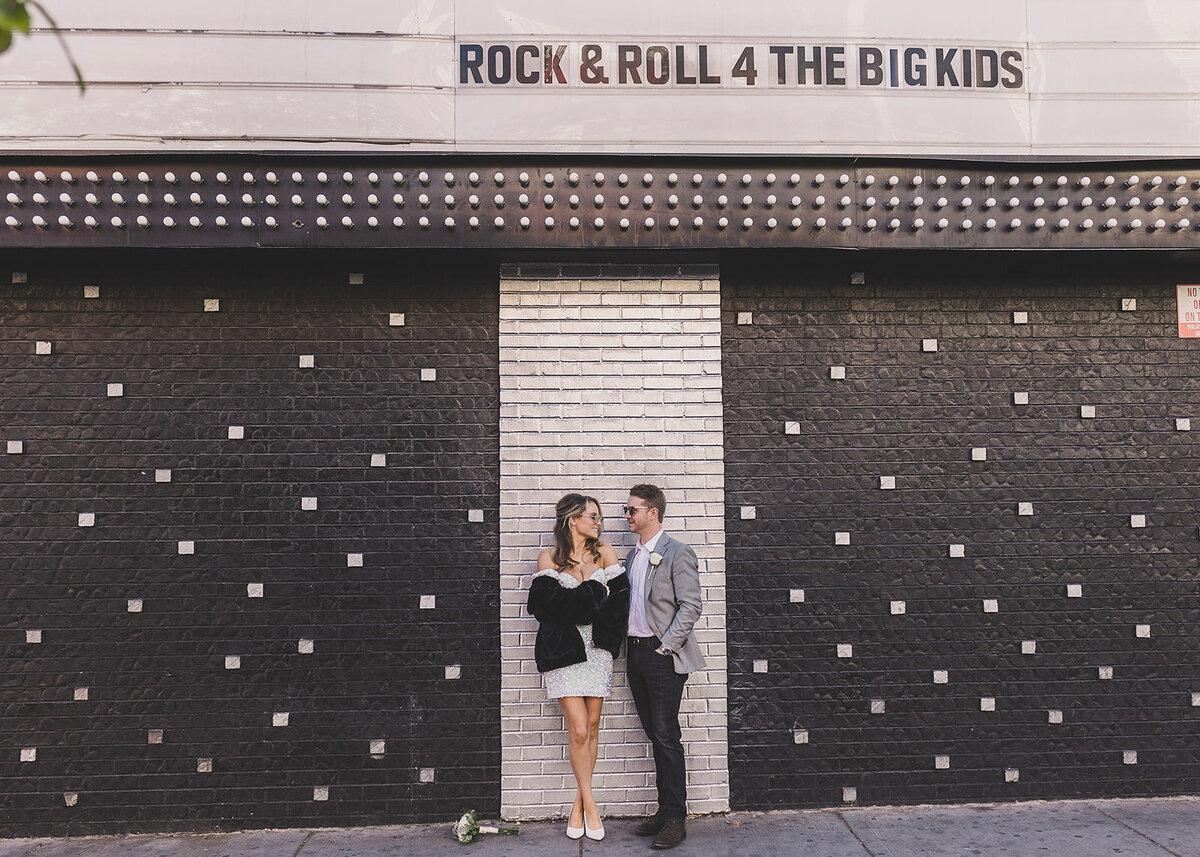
[527,493,630,841]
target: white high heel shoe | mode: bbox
[584,810,605,841]
[566,807,585,840]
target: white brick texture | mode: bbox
[499,271,729,821]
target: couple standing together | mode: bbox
[527,484,704,850]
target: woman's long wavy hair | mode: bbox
[551,493,604,572]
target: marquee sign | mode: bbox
[0,0,1197,157]
[458,42,1025,91]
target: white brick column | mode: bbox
[499,264,729,821]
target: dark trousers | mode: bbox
[627,636,689,822]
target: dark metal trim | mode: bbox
[3,160,1199,251]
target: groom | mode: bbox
[623,484,705,850]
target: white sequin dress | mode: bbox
[543,565,623,700]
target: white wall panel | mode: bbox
[0,32,453,87]
[26,0,452,35]
[1030,46,1200,95]
[1030,94,1200,155]
[0,87,453,149]
[1027,0,1200,44]
[456,90,1032,155]
[456,0,1026,42]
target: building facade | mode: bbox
[2,0,1199,837]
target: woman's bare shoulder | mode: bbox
[537,547,555,570]
[596,542,620,563]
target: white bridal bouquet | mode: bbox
[453,809,520,844]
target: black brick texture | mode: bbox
[724,250,1200,809]
[0,250,500,835]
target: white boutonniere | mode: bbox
[649,552,664,567]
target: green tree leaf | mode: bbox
[0,0,33,35]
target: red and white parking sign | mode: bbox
[1180,285,1200,338]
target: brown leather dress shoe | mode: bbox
[652,820,687,849]
[635,815,666,836]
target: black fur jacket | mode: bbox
[526,570,631,673]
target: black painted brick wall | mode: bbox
[0,250,500,835]
[724,251,1200,809]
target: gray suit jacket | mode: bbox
[626,532,706,674]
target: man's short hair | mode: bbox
[629,483,666,521]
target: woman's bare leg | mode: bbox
[583,696,604,827]
[559,696,596,827]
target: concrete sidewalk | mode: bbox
[2,797,1198,857]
